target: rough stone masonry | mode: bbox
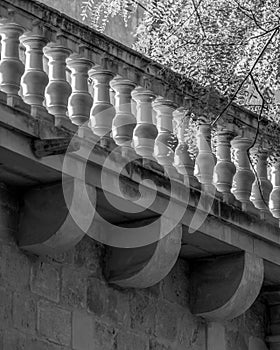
[0,184,268,349]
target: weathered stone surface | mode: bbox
[31,261,60,302]
[0,287,12,329]
[0,244,30,290]
[115,331,149,350]
[161,258,189,307]
[0,189,269,350]
[13,293,36,334]
[87,277,130,326]
[207,322,226,350]
[130,291,156,335]
[61,267,87,308]
[155,301,178,342]
[3,329,66,350]
[72,310,94,350]
[74,236,103,274]
[38,301,72,346]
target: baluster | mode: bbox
[214,129,236,202]
[0,22,25,103]
[20,34,48,114]
[231,130,255,210]
[43,44,72,126]
[67,55,93,126]
[110,77,136,154]
[153,98,178,178]
[131,87,157,160]
[251,148,272,214]
[269,158,280,220]
[173,108,196,185]
[194,121,216,192]
[89,67,115,143]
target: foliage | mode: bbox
[81,0,280,127]
[81,0,137,31]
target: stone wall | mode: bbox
[39,0,140,46]
[0,184,268,349]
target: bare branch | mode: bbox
[130,0,154,15]
[231,0,267,32]
[190,0,206,38]
[211,27,279,126]
[165,0,204,42]
[247,76,269,208]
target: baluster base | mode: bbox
[7,95,30,114]
[31,105,54,123]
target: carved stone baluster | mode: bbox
[89,67,115,143]
[173,108,195,185]
[231,130,255,210]
[43,44,72,126]
[110,77,136,154]
[20,34,48,113]
[194,121,216,192]
[269,158,280,220]
[67,55,93,126]
[0,23,25,102]
[251,148,272,214]
[131,87,157,160]
[153,98,178,178]
[214,129,236,202]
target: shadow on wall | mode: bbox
[40,0,141,47]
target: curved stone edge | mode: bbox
[107,224,182,288]
[18,178,96,256]
[196,252,264,321]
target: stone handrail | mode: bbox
[0,0,279,223]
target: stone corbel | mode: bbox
[17,177,96,255]
[104,224,182,288]
[190,252,264,321]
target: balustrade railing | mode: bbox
[1,0,280,223]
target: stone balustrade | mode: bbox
[1,0,280,224]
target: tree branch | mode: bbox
[211,27,279,127]
[231,0,267,32]
[130,0,154,15]
[165,0,204,41]
[190,0,206,38]
[247,74,269,209]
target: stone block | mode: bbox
[73,310,116,350]
[155,301,178,342]
[72,310,94,350]
[13,292,36,334]
[149,339,172,350]
[0,287,12,329]
[87,277,107,317]
[3,329,64,350]
[0,244,30,290]
[61,267,87,308]
[38,301,71,346]
[92,320,116,350]
[31,261,60,302]
[74,237,102,275]
[161,259,189,307]
[87,277,130,326]
[207,322,226,350]
[115,331,149,350]
[130,291,156,335]
[176,308,205,349]
[249,337,268,350]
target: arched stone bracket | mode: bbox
[104,224,182,288]
[190,252,264,321]
[17,177,96,256]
